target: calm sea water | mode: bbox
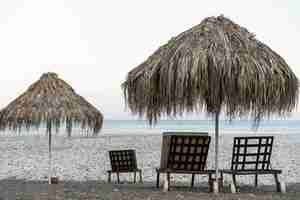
[1,119,300,138]
[0,120,300,143]
[102,119,300,133]
[101,120,300,144]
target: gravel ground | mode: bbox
[0,133,299,184]
[0,133,299,199]
[0,180,299,200]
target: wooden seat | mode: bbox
[156,132,215,191]
[107,149,142,183]
[221,136,283,192]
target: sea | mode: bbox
[1,120,300,143]
[102,119,300,133]
[102,119,300,144]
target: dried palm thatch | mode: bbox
[0,72,103,135]
[123,15,299,124]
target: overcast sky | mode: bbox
[0,0,299,120]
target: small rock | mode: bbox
[249,193,256,197]
[176,194,185,199]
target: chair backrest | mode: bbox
[231,136,274,171]
[161,132,211,171]
[109,149,137,172]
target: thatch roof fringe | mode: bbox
[122,15,299,124]
[0,72,103,135]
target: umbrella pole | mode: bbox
[214,111,220,193]
[47,121,52,184]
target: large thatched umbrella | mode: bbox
[0,72,103,184]
[122,15,299,192]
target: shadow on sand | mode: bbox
[0,178,300,200]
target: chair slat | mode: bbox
[231,136,274,171]
[109,149,138,172]
[166,135,210,172]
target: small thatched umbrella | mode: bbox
[123,15,299,192]
[0,72,103,184]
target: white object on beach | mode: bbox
[230,182,236,193]
[213,180,219,193]
[280,181,286,193]
[163,175,168,192]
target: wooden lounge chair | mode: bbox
[221,136,285,193]
[107,149,142,183]
[156,132,215,191]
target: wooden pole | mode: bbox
[47,121,52,184]
[214,111,220,193]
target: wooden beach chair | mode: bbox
[156,132,215,191]
[107,149,142,184]
[221,136,285,193]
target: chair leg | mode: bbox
[232,174,237,189]
[220,172,224,191]
[191,174,195,188]
[117,172,120,184]
[231,174,237,193]
[108,172,111,183]
[208,173,213,192]
[167,172,171,191]
[274,173,281,192]
[139,170,143,183]
[156,171,160,188]
[134,172,136,184]
[254,174,258,187]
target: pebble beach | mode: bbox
[0,131,300,199]
[0,132,299,186]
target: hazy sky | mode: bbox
[0,0,299,120]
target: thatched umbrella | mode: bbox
[122,15,299,192]
[0,72,103,184]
